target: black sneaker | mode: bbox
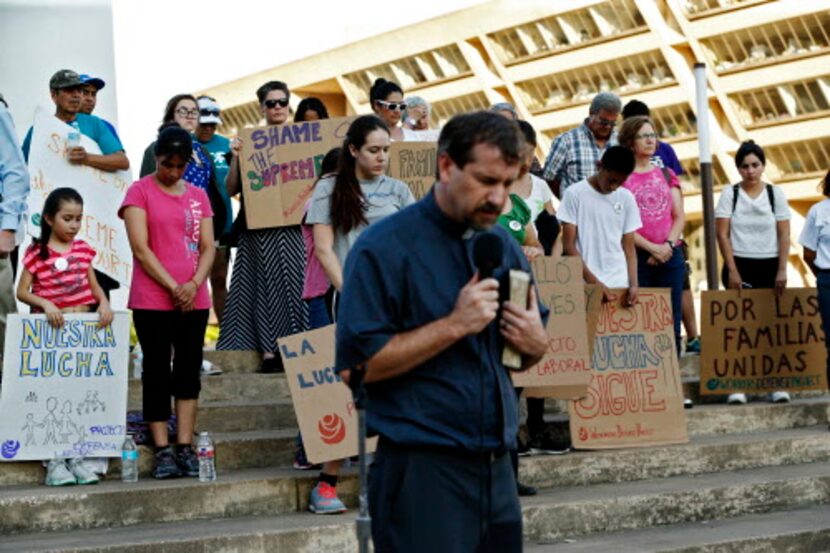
[152,446,183,479]
[517,438,532,457]
[259,357,284,374]
[528,435,571,455]
[517,482,537,496]
[176,445,200,477]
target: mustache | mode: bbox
[475,203,501,215]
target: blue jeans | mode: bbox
[816,271,830,383]
[637,247,685,354]
[306,295,332,330]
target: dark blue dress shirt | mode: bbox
[336,190,549,452]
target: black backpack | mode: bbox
[731,183,775,214]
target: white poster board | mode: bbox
[26,112,133,287]
[0,312,130,461]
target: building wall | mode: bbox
[0,0,117,142]
[201,0,830,289]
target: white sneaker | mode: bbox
[770,391,791,404]
[727,393,748,405]
[45,459,76,486]
[200,360,222,376]
[68,458,100,485]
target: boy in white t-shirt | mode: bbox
[558,146,641,304]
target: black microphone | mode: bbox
[472,232,503,279]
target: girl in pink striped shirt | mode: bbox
[17,187,113,329]
[16,187,114,487]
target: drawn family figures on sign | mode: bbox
[77,390,106,415]
[21,396,87,448]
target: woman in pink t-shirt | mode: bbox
[119,127,215,480]
[619,115,686,354]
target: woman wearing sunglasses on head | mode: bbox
[219,81,310,373]
[370,78,406,142]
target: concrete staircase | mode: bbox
[1,353,829,552]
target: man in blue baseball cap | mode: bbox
[79,73,120,142]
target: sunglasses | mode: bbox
[263,98,289,109]
[594,116,617,128]
[376,100,407,111]
[200,108,220,117]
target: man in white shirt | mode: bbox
[558,146,641,305]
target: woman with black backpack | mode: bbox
[715,140,792,405]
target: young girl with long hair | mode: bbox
[17,187,114,486]
[305,114,415,514]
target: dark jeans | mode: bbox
[815,271,830,385]
[637,247,685,353]
[305,295,332,330]
[720,256,778,290]
[370,440,521,553]
[133,309,209,422]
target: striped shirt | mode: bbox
[542,120,618,196]
[23,239,97,310]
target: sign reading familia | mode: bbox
[388,142,437,201]
[700,288,827,395]
[239,115,356,229]
[568,289,688,449]
[0,313,130,461]
[278,325,377,464]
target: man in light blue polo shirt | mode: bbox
[22,69,128,172]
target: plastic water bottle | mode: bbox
[66,121,81,150]
[121,435,138,483]
[197,432,216,482]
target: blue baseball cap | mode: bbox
[79,74,106,90]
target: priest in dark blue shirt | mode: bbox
[336,111,550,553]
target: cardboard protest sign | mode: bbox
[239,116,356,229]
[278,325,376,464]
[0,313,130,461]
[27,112,133,286]
[568,289,688,449]
[516,256,591,399]
[700,288,827,395]
[388,141,437,201]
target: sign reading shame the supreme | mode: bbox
[26,112,133,286]
[239,116,356,229]
[700,288,827,395]
[388,142,437,201]
[0,313,130,461]
[278,325,376,464]
[568,289,688,449]
[514,256,591,399]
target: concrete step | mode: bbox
[0,513,358,553]
[0,467,331,536]
[0,429,298,487]
[12,506,827,553]
[524,505,830,552]
[2,427,829,536]
[127,373,290,408]
[203,350,261,373]
[197,399,295,433]
[4,461,830,550]
[538,396,830,443]
[519,426,830,489]
[520,461,830,541]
